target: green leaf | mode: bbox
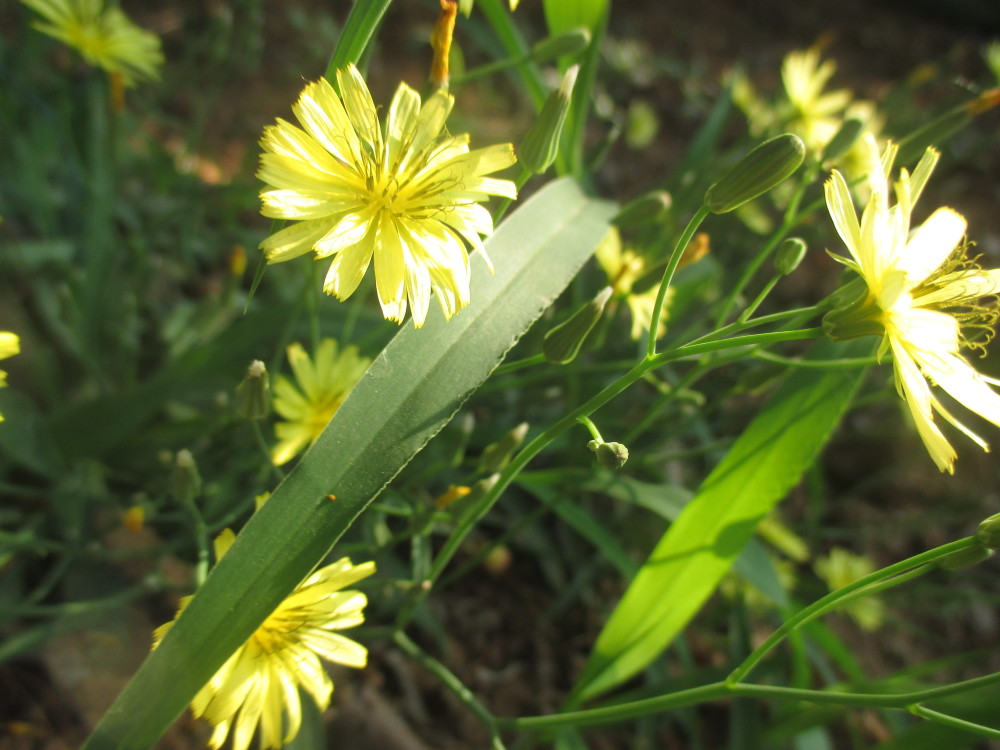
[571,339,870,703]
[82,177,615,750]
[324,0,392,81]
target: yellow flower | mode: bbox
[20,0,162,85]
[595,228,668,341]
[781,47,853,153]
[271,339,370,466]
[824,135,1000,473]
[814,547,885,631]
[0,332,20,423]
[155,530,374,750]
[258,65,517,327]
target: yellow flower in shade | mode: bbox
[20,0,162,85]
[595,228,669,341]
[781,47,853,153]
[271,339,370,466]
[824,135,1000,473]
[0,332,20,423]
[155,530,374,750]
[814,547,885,631]
[258,65,517,327]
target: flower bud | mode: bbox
[530,28,591,63]
[937,544,992,571]
[235,360,270,420]
[479,423,529,473]
[430,0,458,89]
[543,286,612,364]
[171,449,202,505]
[593,441,629,470]
[774,237,807,275]
[612,190,672,229]
[821,118,864,163]
[519,65,579,174]
[977,512,1000,549]
[704,134,806,213]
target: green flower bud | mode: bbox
[543,286,612,364]
[821,118,864,163]
[235,360,270,420]
[520,65,579,174]
[530,28,591,63]
[594,441,629,470]
[612,190,672,229]
[774,237,807,275]
[937,544,992,571]
[171,449,202,505]
[479,423,529,473]
[977,512,1000,549]
[704,134,806,213]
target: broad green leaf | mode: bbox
[82,178,615,750]
[571,339,870,702]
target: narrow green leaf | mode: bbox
[324,0,392,81]
[571,339,870,703]
[82,178,615,750]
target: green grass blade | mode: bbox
[324,0,393,80]
[542,0,609,176]
[571,339,871,703]
[81,177,615,749]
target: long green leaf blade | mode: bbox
[571,339,870,702]
[82,178,615,749]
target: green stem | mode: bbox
[739,275,780,322]
[577,416,603,442]
[495,353,545,375]
[250,420,285,482]
[752,350,878,369]
[499,669,1000,731]
[394,326,822,629]
[393,631,506,748]
[714,164,818,328]
[910,705,1000,740]
[727,536,980,684]
[647,205,712,357]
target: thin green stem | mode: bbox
[714,164,818,328]
[739,275,780,322]
[250,420,284,482]
[394,631,506,749]
[394,326,822,629]
[910,706,1000,740]
[499,669,1000,731]
[728,536,981,684]
[752,350,878,369]
[647,205,712,357]
[577,416,603,442]
[495,353,545,376]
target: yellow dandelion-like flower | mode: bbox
[824,135,1000,473]
[781,46,853,153]
[0,332,20,423]
[258,65,518,327]
[271,339,370,466]
[155,530,374,750]
[20,0,163,85]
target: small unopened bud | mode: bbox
[594,441,629,470]
[520,65,579,174]
[612,190,672,229]
[479,423,529,473]
[430,0,458,89]
[705,134,806,213]
[435,484,472,509]
[530,28,591,63]
[977,512,1000,549]
[171,449,202,505]
[775,238,807,275]
[235,360,270,420]
[482,544,513,576]
[543,286,612,364]
[937,544,992,571]
[821,118,864,163]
